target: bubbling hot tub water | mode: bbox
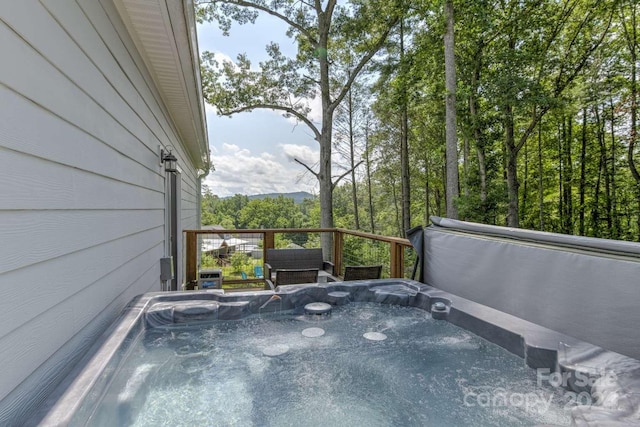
[85,303,571,427]
[30,279,640,427]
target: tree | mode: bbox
[239,196,304,229]
[399,15,412,233]
[198,0,400,255]
[620,0,640,240]
[332,75,368,230]
[490,0,614,226]
[199,0,640,243]
[201,186,220,225]
[444,0,459,219]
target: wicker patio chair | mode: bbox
[265,268,319,290]
[343,265,382,281]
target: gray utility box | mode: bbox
[198,268,223,289]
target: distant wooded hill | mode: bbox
[225,192,315,204]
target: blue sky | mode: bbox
[197,14,321,197]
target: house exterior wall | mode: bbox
[0,0,204,424]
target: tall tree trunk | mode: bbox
[469,41,488,214]
[538,121,544,230]
[319,122,334,257]
[475,141,488,214]
[436,163,445,217]
[477,147,488,202]
[609,97,619,239]
[318,16,334,259]
[444,0,459,219]
[347,74,360,230]
[364,122,375,234]
[463,133,470,199]
[622,1,640,240]
[595,104,612,235]
[505,103,519,227]
[399,18,411,234]
[593,105,603,237]
[633,63,640,241]
[391,177,402,237]
[522,138,529,227]
[558,121,564,231]
[425,153,431,225]
[503,28,519,227]
[603,119,612,235]
[593,164,602,237]
[579,107,587,236]
[563,116,573,234]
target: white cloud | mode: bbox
[203,143,318,197]
[280,143,318,166]
[283,91,323,127]
[211,50,261,72]
[213,51,235,64]
[307,94,322,122]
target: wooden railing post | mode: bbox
[185,230,197,290]
[262,230,275,264]
[333,230,343,276]
[390,241,404,278]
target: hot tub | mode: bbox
[27,280,640,426]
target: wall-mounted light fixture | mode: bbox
[160,148,177,173]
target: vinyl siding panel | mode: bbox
[0,87,161,193]
[0,0,202,424]
[0,238,163,389]
[0,209,163,275]
[1,148,164,210]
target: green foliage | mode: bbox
[200,252,217,269]
[201,194,316,230]
[198,0,404,245]
[229,251,251,273]
[275,234,293,248]
[361,0,640,240]
[240,196,305,228]
[198,0,640,242]
[201,189,249,227]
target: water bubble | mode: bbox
[302,327,325,338]
[363,332,387,341]
[176,345,192,355]
[180,355,212,374]
[263,344,290,357]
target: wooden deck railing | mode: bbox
[183,228,413,291]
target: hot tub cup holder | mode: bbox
[430,299,450,320]
[304,302,332,317]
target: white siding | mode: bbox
[0,0,202,424]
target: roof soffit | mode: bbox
[113,0,209,171]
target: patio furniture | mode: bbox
[343,265,382,281]
[264,248,335,281]
[253,265,264,279]
[265,268,319,290]
[241,271,248,280]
